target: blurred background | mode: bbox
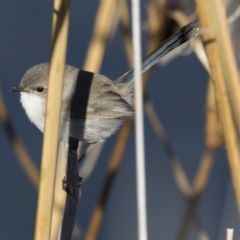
[0,0,240,239]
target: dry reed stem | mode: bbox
[0,86,39,189]
[145,78,220,238]
[51,0,118,237]
[195,0,240,217]
[47,0,120,239]
[175,150,216,238]
[51,144,66,240]
[210,0,240,134]
[77,0,119,162]
[144,97,192,196]
[78,142,97,164]
[34,1,70,240]
[85,119,133,240]
[177,199,197,240]
[171,11,221,238]
[142,7,220,239]
[144,84,219,198]
[169,7,223,198]
[176,153,216,238]
[142,0,171,88]
[169,10,209,71]
[0,92,80,239]
[51,0,117,237]
[79,142,104,180]
[175,78,221,239]
[148,7,220,199]
[83,0,118,72]
[169,10,223,198]
[204,80,222,149]
[191,150,215,199]
[50,144,66,240]
[152,10,222,238]
[134,6,222,240]
[191,81,222,197]
[0,87,79,240]
[50,143,82,240]
[59,138,79,240]
[85,1,171,239]
[118,0,133,67]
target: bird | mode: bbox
[11,20,198,143]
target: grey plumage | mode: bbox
[12,20,199,142]
[19,64,134,142]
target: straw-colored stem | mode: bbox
[78,142,97,164]
[59,138,79,239]
[176,78,221,239]
[79,142,104,180]
[144,87,218,199]
[144,7,221,238]
[168,10,222,199]
[209,0,240,133]
[0,92,80,239]
[195,0,240,217]
[144,96,192,196]
[169,10,209,72]
[85,119,133,240]
[191,80,221,197]
[118,0,133,67]
[78,0,118,156]
[176,148,215,239]
[85,1,170,239]
[0,85,39,189]
[204,81,222,149]
[145,79,219,239]
[51,0,118,237]
[84,2,134,239]
[51,147,82,239]
[51,148,65,240]
[176,199,199,240]
[83,0,118,72]
[34,1,70,240]
[192,149,215,197]
[143,0,170,88]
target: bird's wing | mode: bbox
[67,71,134,119]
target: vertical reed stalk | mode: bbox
[34,1,70,239]
[85,1,170,238]
[83,0,118,72]
[195,0,240,217]
[0,86,39,189]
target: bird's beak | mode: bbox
[10,86,25,92]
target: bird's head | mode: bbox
[11,63,49,96]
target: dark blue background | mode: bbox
[0,1,239,239]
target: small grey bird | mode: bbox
[11,21,198,143]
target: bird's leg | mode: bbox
[78,142,97,164]
[62,141,97,191]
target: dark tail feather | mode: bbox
[115,20,199,84]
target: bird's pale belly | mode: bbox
[60,118,124,142]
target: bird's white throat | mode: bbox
[20,92,46,132]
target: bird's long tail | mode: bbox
[115,20,199,84]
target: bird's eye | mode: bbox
[36,86,44,93]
